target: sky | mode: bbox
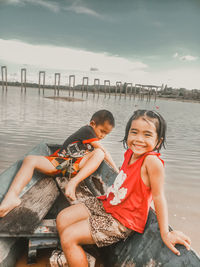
[0,0,200,89]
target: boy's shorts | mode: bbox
[46,149,82,176]
[83,196,133,247]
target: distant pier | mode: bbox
[0,66,164,101]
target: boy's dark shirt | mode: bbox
[60,125,98,154]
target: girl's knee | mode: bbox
[56,213,61,230]
[56,209,67,228]
[56,211,65,229]
[56,207,74,232]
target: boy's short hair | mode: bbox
[90,110,115,127]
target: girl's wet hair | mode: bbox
[122,109,167,152]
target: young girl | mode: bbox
[56,109,191,267]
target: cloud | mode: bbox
[0,39,147,74]
[64,1,104,19]
[4,0,60,12]
[155,68,200,89]
[3,0,21,4]
[1,39,199,89]
[173,52,198,62]
[4,0,104,18]
[173,52,179,58]
[180,55,198,62]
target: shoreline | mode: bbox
[158,96,200,104]
[1,85,200,104]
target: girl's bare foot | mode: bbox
[0,194,21,217]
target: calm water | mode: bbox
[0,86,200,253]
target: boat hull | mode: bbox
[0,143,53,266]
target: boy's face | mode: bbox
[90,120,113,140]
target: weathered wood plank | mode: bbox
[28,219,58,237]
[55,176,94,205]
[0,178,59,236]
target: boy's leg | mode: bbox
[78,148,104,170]
[0,155,57,217]
[60,219,95,267]
[65,148,104,200]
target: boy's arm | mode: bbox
[91,141,119,173]
[146,156,191,255]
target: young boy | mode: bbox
[0,110,118,217]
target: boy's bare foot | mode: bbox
[64,180,77,201]
[0,194,21,217]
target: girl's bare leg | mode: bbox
[65,148,104,200]
[0,155,56,217]
[56,203,90,236]
[60,219,95,267]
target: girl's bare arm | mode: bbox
[146,156,191,255]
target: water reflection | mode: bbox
[0,86,200,252]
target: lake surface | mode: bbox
[0,86,200,254]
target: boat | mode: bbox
[0,142,200,266]
[0,142,60,266]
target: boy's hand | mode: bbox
[162,230,191,256]
[64,179,77,201]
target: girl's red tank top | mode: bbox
[98,149,164,233]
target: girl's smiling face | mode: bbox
[127,117,159,158]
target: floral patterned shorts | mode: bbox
[46,149,82,176]
[83,197,133,247]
